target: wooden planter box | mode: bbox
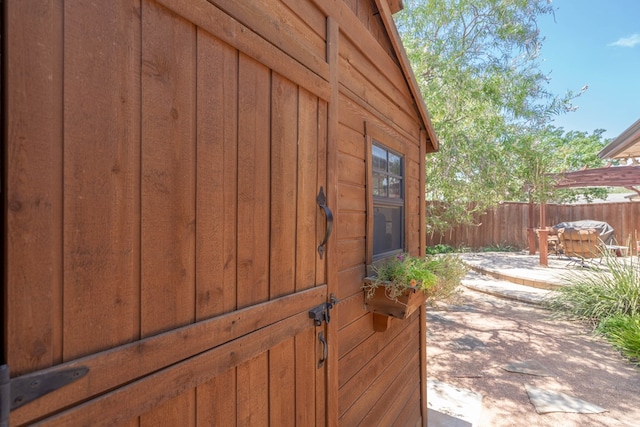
[363,278,427,331]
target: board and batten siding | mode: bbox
[4,0,433,425]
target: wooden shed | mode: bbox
[2,0,438,425]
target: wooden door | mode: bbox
[3,1,332,425]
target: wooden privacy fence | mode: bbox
[426,202,640,251]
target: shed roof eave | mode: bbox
[598,118,640,159]
[374,0,439,153]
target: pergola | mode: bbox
[532,118,640,265]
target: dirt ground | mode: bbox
[427,287,640,427]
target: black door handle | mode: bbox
[317,187,333,259]
[317,332,327,368]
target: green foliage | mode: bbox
[364,253,468,303]
[479,243,520,253]
[547,253,640,363]
[597,315,640,362]
[547,254,640,323]
[423,254,469,304]
[425,244,455,255]
[396,0,609,232]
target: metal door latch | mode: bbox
[308,294,339,326]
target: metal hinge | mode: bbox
[0,363,88,426]
[308,294,339,326]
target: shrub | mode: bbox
[597,314,640,362]
[546,253,640,325]
[479,243,520,252]
[425,244,455,255]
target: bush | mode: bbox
[597,315,640,362]
[546,253,640,324]
[425,244,455,255]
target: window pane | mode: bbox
[388,177,402,198]
[372,172,387,197]
[373,206,403,256]
[388,153,401,175]
[372,145,387,171]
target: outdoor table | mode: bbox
[604,244,628,257]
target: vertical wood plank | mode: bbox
[141,0,196,337]
[419,131,428,426]
[270,74,298,299]
[195,28,239,427]
[326,16,341,427]
[5,0,64,375]
[140,390,196,426]
[62,0,141,360]
[195,29,238,321]
[237,53,271,309]
[296,87,319,291]
[315,100,329,427]
[140,1,196,424]
[316,99,329,286]
[269,338,296,426]
[237,353,269,426]
[295,327,317,425]
[196,369,237,426]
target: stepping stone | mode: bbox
[525,384,606,414]
[503,360,553,377]
[428,379,483,426]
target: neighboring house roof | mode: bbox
[377,0,439,152]
[598,118,640,159]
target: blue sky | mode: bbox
[537,0,640,140]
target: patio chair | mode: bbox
[558,227,601,266]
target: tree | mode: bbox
[396,0,592,233]
[505,127,609,205]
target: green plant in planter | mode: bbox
[363,254,438,300]
[363,253,466,301]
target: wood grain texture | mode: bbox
[270,74,298,299]
[195,29,238,320]
[37,311,314,426]
[340,334,419,425]
[5,0,64,375]
[156,0,331,101]
[338,309,414,389]
[196,369,237,426]
[140,3,196,423]
[11,285,326,425]
[62,0,142,361]
[269,338,296,426]
[295,88,320,292]
[237,353,269,427]
[237,53,271,309]
[205,0,327,74]
[141,0,196,338]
